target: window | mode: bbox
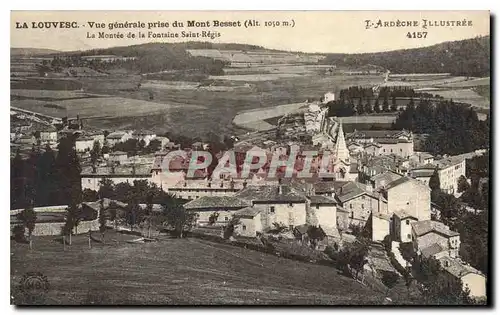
[400,149,403,152]
[407,234,411,240]
[225,217,229,221]
[270,206,275,214]
[406,219,410,225]
[288,203,293,207]
[316,205,320,209]
[349,204,353,209]
[390,149,393,153]
[383,149,386,153]
[242,225,247,231]
[361,204,364,209]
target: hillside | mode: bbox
[321,36,490,77]
[11,48,61,56]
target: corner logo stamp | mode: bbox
[18,272,50,298]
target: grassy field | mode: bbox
[11,233,385,305]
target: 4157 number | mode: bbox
[407,32,428,39]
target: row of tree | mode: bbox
[327,94,403,117]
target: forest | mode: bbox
[46,42,230,76]
[393,99,489,155]
[321,36,490,77]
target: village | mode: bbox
[10,84,488,304]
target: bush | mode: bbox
[12,225,27,243]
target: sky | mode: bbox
[11,11,490,54]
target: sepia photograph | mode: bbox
[9,10,491,306]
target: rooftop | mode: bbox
[81,164,151,176]
[420,243,446,259]
[234,184,306,203]
[370,170,404,186]
[438,256,483,278]
[347,130,411,140]
[394,210,417,220]
[233,206,264,218]
[384,176,412,190]
[411,220,460,238]
[184,196,251,210]
[309,195,337,205]
[336,182,376,203]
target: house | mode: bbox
[233,206,265,237]
[183,196,252,226]
[108,151,128,164]
[322,92,335,104]
[80,164,152,191]
[411,220,461,258]
[16,134,36,145]
[372,212,392,242]
[410,152,434,165]
[76,136,97,152]
[393,210,418,243]
[411,156,466,194]
[369,170,404,190]
[308,195,337,228]
[155,136,170,149]
[437,256,486,300]
[313,181,346,197]
[359,154,410,178]
[419,243,449,260]
[383,176,431,221]
[346,130,414,158]
[75,132,105,152]
[106,131,132,146]
[133,130,157,146]
[39,125,58,144]
[234,184,308,230]
[408,168,435,186]
[335,181,387,227]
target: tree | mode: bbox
[62,204,79,246]
[17,207,37,249]
[162,197,195,238]
[307,226,326,249]
[125,203,143,232]
[98,178,115,199]
[356,99,365,115]
[349,239,370,279]
[82,189,98,202]
[208,212,219,225]
[223,217,240,239]
[382,94,390,112]
[146,139,162,153]
[365,98,373,114]
[457,175,470,193]
[108,202,119,230]
[381,271,400,296]
[98,198,107,242]
[429,167,441,193]
[374,98,381,113]
[390,95,398,112]
[90,140,101,166]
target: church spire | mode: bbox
[334,119,349,162]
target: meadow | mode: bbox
[11,234,384,305]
